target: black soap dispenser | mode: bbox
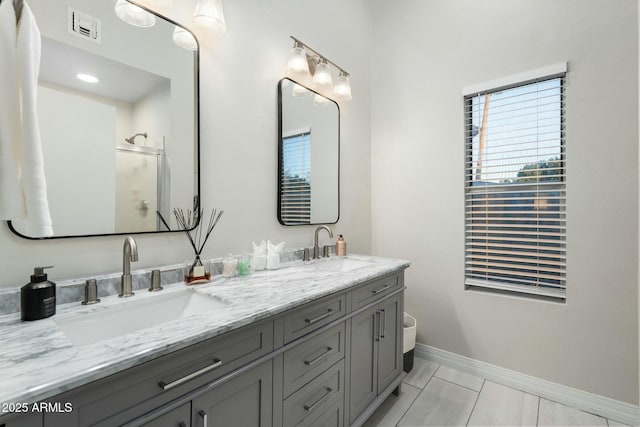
[21,266,56,321]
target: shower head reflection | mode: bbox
[125,132,148,144]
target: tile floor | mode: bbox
[363,357,630,427]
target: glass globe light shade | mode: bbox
[114,0,156,28]
[333,71,352,101]
[173,26,198,51]
[314,94,330,107]
[312,58,333,93]
[292,82,308,97]
[287,43,310,80]
[193,0,227,36]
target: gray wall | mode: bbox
[370,0,639,404]
[0,0,372,285]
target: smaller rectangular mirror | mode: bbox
[278,78,340,225]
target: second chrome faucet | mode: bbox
[120,236,139,298]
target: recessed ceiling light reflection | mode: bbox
[76,73,99,83]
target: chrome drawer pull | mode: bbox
[199,410,208,427]
[305,308,334,325]
[304,347,334,367]
[380,309,386,338]
[371,285,391,295]
[159,359,223,390]
[303,387,333,412]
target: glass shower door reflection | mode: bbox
[115,150,158,232]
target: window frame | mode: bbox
[462,64,567,300]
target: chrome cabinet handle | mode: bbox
[374,311,380,342]
[199,410,208,427]
[304,347,334,366]
[380,309,386,338]
[303,387,333,412]
[305,308,334,325]
[371,285,391,295]
[159,359,222,390]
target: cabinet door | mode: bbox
[192,361,272,427]
[348,305,378,425]
[142,403,190,427]
[377,293,403,393]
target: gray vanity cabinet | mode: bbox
[1,269,406,427]
[44,320,273,427]
[348,291,403,425]
[191,360,273,427]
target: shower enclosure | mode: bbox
[115,142,170,232]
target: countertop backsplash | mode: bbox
[0,246,329,316]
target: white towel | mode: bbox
[0,0,52,236]
[0,0,25,221]
[16,2,52,236]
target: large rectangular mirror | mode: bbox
[10,0,199,239]
[278,78,340,225]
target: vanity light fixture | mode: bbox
[287,36,352,102]
[114,0,156,28]
[192,0,226,36]
[76,73,99,83]
[173,26,198,50]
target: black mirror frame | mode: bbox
[277,77,340,226]
[8,3,201,240]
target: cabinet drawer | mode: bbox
[46,320,273,427]
[350,273,401,310]
[308,400,344,427]
[283,323,345,398]
[283,360,344,427]
[283,294,346,344]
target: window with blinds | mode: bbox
[464,74,566,299]
[280,131,312,225]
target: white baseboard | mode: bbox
[415,343,639,426]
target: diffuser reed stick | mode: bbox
[173,199,224,284]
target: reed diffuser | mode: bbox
[173,202,224,284]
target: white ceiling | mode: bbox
[39,36,169,104]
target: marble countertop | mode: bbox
[0,254,409,406]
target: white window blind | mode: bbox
[464,75,566,299]
[280,132,311,225]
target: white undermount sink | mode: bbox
[309,257,375,272]
[54,289,227,346]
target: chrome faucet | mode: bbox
[313,225,334,259]
[120,236,139,298]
